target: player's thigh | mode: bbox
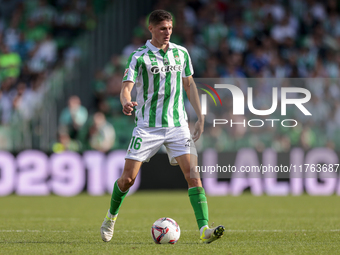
[175,154,202,188]
[164,126,198,165]
[126,126,164,163]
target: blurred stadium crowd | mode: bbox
[1,0,340,152]
[0,0,110,150]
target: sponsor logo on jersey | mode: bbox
[150,65,182,74]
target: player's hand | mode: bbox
[192,119,204,142]
[122,101,138,115]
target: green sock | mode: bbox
[188,186,209,230]
[109,181,129,215]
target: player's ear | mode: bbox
[148,24,153,33]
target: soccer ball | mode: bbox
[151,217,180,244]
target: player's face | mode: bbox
[149,20,173,47]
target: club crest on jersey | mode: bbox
[150,65,182,74]
[174,55,180,62]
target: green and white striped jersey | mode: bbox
[122,40,194,127]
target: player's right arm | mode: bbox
[120,81,138,116]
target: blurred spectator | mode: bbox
[12,81,33,121]
[53,3,82,41]
[262,0,285,22]
[106,71,124,97]
[0,125,12,150]
[103,55,121,78]
[183,27,208,76]
[299,126,318,150]
[24,20,48,43]
[13,33,34,61]
[0,44,22,80]
[88,112,115,152]
[201,15,228,53]
[29,0,57,31]
[52,127,80,153]
[63,44,81,68]
[132,16,150,40]
[59,95,88,139]
[3,15,21,50]
[28,34,57,73]
[271,16,297,44]
[93,70,107,103]
[122,36,143,59]
[0,89,12,124]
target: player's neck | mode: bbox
[150,39,169,52]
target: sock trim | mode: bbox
[107,210,118,218]
[115,180,129,194]
[188,186,202,190]
[188,186,205,196]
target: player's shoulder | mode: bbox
[128,46,149,60]
[170,43,189,54]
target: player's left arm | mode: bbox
[183,76,204,142]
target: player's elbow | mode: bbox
[182,77,191,93]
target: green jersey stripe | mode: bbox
[141,56,149,119]
[148,51,160,127]
[133,57,142,82]
[161,53,172,127]
[179,49,192,77]
[172,48,181,126]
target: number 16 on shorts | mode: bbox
[130,136,142,150]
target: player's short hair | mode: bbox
[149,10,172,26]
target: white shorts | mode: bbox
[125,126,197,165]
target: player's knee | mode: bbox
[183,172,199,186]
[183,167,199,180]
[182,169,191,181]
[119,176,135,190]
[187,178,201,187]
[125,177,135,187]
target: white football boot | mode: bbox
[200,225,225,244]
[100,210,117,242]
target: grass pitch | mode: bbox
[0,192,339,254]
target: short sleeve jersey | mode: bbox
[122,40,194,127]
